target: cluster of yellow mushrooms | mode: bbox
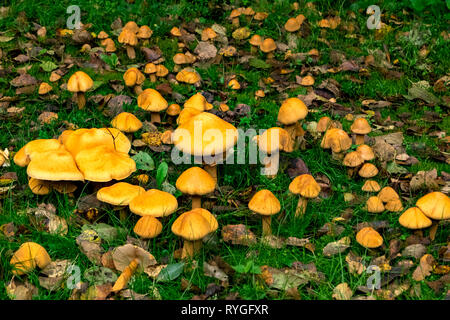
[10,13,450,290]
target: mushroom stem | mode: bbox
[119,207,127,222]
[267,52,275,59]
[182,240,203,259]
[332,151,345,161]
[263,154,279,178]
[191,195,201,209]
[203,164,217,185]
[429,220,439,241]
[284,124,297,153]
[76,92,86,109]
[126,45,136,59]
[133,85,143,95]
[112,258,139,292]
[150,112,161,123]
[261,216,272,236]
[295,197,308,217]
[149,74,157,82]
[355,134,365,145]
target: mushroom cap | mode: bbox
[176,167,216,196]
[97,31,109,39]
[343,151,364,168]
[385,199,403,212]
[248,189,281,216]
[101,38,116,52]
[144,63,157,74]
[277,98,308,125]
[97,182,145,206]
[137,88,168,112]
[134,216,163,239]
[172,112,238,157]
[58,130,74,145]
[378,187,400,203]
[351,118,371,135]
[177,107,202,125]
[356,144,375,161]
[321,128,352,153]
[254,12,268,20]
[176,68,201,84]
[361,180,381,192]
[111,112,143,133]
[289,174,321,198]
[75,145,136,182]
[67,71,93,92]
[167,104,181,116]
[229,9,242,19]
[184,93,207,111]
[112,243,156,272]
[118,28,138,46]
[201,27,217,41]
[366,196,385,213]
[249,34,263,46]
[28,178,51,195]
[137,25,152,39]
[27,149,84,181]
[123,67,145,87]
[316,116,332,133]
[170,27,182,37]
[257,127,290,154]
[14,139,63,167]
[356,227,383,249]
[171,208,218,241]
[173,53,191,65]
[155,65,169,77]
[416,191,450,220]
[10,242,51,275]
[129,189,178,217]
[358,163,379,178]
[63,128,131,158]
[228,79,240,89]
[260,38,276,53]
[399,207,433,229]
[123,21,140,33]
[284,17,301,32]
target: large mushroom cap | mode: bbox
[416,191,450,220]
[277,98,308,125]
[14,139,63,167]
[111,112,143,133]
[289,174,321,198]
[67,71,93,92]
[351,118,371,135]
[10,242,51,275]
[123,67,145,87]
[343,151,363,168]
[97,182,145,206]
[361,180,381,192]
[171,208,218,241]
[177,107,202,125]
[184,93,207,111]
[134,216,163,239]
[27,149,84,181]
[176,68,201,84]
[356,227,383,249]
[321,128,352,153]
[137,25,152,39]
[118,28,138,46]
[257,127,290,154]
[172,112,238,157]
[249,34,263,46]
[75,145,136,182]
[123,21,140,33]
[129,189,178,217]
[63,128,131,158]
[399,207,433,229]
[284,17,301,32]
[137,88,168,112]
[248,189,281,216]
[176,167,215,196]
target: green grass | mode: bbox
[0,0,449,300]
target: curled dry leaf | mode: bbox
[412,254,436,281]
[332,283,353,300]
[323,237,351,257]
[221,224,257,246]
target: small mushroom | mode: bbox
[289,174,321,217]
[10,242,51,275]
[176,167,215,209]
[366,196,385,213]
[356,227,383,249]
[350,118,371,145]
[361,180,381,192]
[399,207,432,230]
[123,67,145,95]
[118,27,138,59]
[133,216,163,239]
[248,189,280,236]
[358,163,378,179]
[67,71,93,109]
[343,151,363,177]
[259,38,276,58]
[137,88,168,123]
[129,189,178,218]
[320,128,352,161]
[171,208,218,258]
[277,97,308,151]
